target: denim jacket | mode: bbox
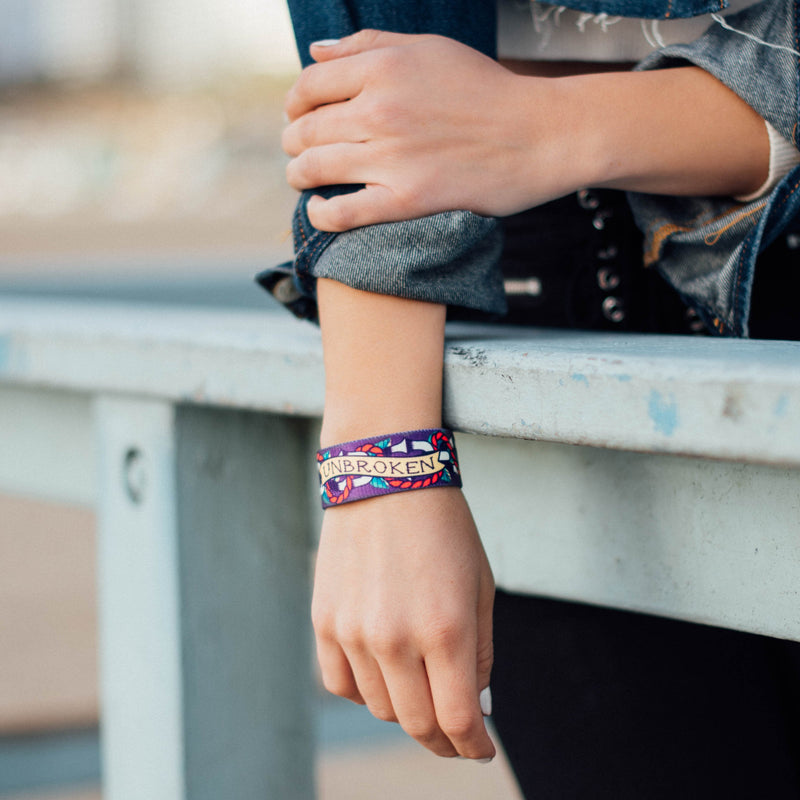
[259,0,800,337]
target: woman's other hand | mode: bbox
[282,30,770,231]
[282,31,572,231]
[312,486,496,760]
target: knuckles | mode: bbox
[439,713,481,741]
[320,673,361,703]
[284,62,323,119]
[285,149,319,190]
[281,113,316,158]
[418,614,470,655]
[401,718,441,744]
[308,197,358,233]
[367,704,398,723]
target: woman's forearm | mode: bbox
[550,66,769,200]
[318,277,447,447]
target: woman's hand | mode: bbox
[282,31,577,231]
[312,280,496,759]
[312,487,496,760]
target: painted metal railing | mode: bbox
[2,296,799,799]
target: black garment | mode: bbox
[485,188,799,338]
[492,591,800,800]
[497,190,702,334]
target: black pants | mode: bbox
[491,591,800,799]
[487,194,800,799]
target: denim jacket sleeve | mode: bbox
[627,0,800,337]
[256,0,507,323]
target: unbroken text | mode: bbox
[319,454,445,480]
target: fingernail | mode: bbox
[476,756,494,764]
[311,39,341,47]
[282,110,289,124]
[479,686,492,716]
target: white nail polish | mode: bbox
[312,38,341,47]
[479,686,492,716]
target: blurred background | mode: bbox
[0,1,521,797]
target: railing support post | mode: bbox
[95,397,315,800]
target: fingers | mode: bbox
[286,141,369,191]
[282,103,364,158]
[316,620,494,759]
[306,185,404,232]
[309,30,423,62]
[284,57,365,121]
[287,30,431,120]
[341,646,398,723]
[381,657,459,757]
[476,560,496,702]
[425,635,496,760]
[316,638,365,705]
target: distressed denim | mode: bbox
[629,0,800,335]
[258,0,800,336]
[542,0,732,17]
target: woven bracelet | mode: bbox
[316,428,462,509]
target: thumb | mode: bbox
[310,29,419,62]
[476,563,494,715]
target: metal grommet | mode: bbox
[504,277,543,297]
[592,210,612,231]
[685,307,707,333]
[272,275,302,304]
[597,245,619,261]
[596,268,621,291]
[602,296,625,323]
[577,189,600,210]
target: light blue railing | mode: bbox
[2,296,799,799]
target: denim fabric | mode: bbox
[286,0,497,69]
[546,0,729,18]
[258,0,800,337]
[259,0,507,321]
[628,0,800,336]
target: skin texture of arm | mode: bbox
[314,278,496,761]
[282,30,770,232]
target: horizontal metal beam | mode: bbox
[1,298,799,466]
[462,434,800,642]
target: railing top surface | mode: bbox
[1,297,799,465]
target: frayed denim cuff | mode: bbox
[256,187,507,322]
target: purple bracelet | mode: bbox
[317,428,462,509]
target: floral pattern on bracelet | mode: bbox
[317,428,462,509]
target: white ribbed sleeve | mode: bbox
[735,119,800,202]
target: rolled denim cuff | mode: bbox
[257,186,507,322]
[313,212,506,311]
[626,0,800,337]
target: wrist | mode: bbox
[317,280,447,449]
[317,428,462,508]
[578,68,770,197]
[511,74,607,209]
[320,408,443,450]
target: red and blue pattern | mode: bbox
[317,428,461,509]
